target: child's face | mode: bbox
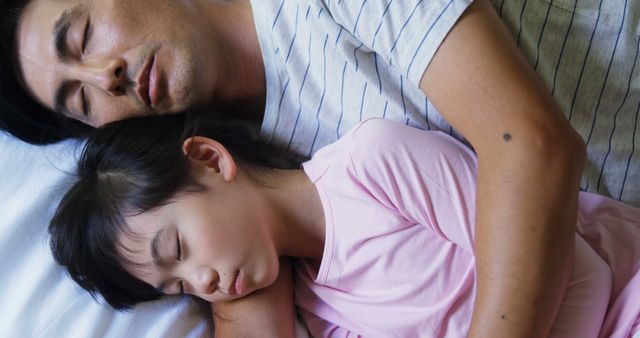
[117,177,282,303]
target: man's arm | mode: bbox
[420,0,585,336]
[212,258,296,338]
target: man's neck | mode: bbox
[199,0,267,121]
[215,95,266,122]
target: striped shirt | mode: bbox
[251,0,640,207]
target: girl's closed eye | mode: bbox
[81,86,89,116]
[176,232,182,262]
[176,233,185,295]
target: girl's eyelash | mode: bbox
[176,233,182,261]
[176,233,184,294]
[81,87,89,116]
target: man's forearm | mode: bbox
[418,0,586,336]
[468,131,585,337]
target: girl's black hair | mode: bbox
[1,0,92,144]
[49,113,288,310]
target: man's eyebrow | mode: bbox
[54,80,72,116]
[53,5,82,61]
[52,5,83,116]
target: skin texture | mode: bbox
[420,1,585,336]
[119,145,283,303]
[15,0,264,126]
[213,258,297,338]
[15,0,585,336]
[118,136,324,326]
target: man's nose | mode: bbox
[71,57,127,95]
[189,266,218,295]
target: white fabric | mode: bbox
[0,132,207,338]
[494,0,640,206]
[2,0,640,336]
[294,120,617,338]
[253,0,640,206]
[252,0,472,158]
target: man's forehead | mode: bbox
[14,0,70,110]
[18,0,94,56]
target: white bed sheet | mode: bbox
[0,132,207,338]
[0,131,310,338]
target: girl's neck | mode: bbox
[258,168,325,263]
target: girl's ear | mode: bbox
[182,137,237,182]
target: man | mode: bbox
[2,0,636,336]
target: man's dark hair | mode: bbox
[49,113,286,310]
[1,0,91,144]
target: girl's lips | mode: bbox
[218,270,241,296]
[233,270,243,296]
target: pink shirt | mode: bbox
[296,119,640,337]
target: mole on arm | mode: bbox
[503,133,512,142]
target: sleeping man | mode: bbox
[1,0,638,336]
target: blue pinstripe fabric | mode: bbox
[253,0,640,206]
[337,61,348,137]
[371,1,394,49]
[550,0,577,96]
[567,0,603,123]
[585,0,628,146]
[498,0,640,204]
[286,32,313,151]
[388,1,424,56]
[621,100,639,200]
[407,0,455,78]
[532,1,554,70]
[308,34,330,156]
[599,35,638,193]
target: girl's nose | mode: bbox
[70,57,127,95]
[190,266,218,295]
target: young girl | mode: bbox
[49,114,640,338]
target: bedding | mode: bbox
[0,132,310,337]
[1,0,639,335]
[0,132,207,338]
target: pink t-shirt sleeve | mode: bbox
[347,119,478,252]
[299,308,362,338]
[296,119,480,336]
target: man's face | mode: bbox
[15,0,221,126]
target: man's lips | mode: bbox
[136,54,155,108]
[148,56,159,108]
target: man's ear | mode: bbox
[182,136,237,182]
